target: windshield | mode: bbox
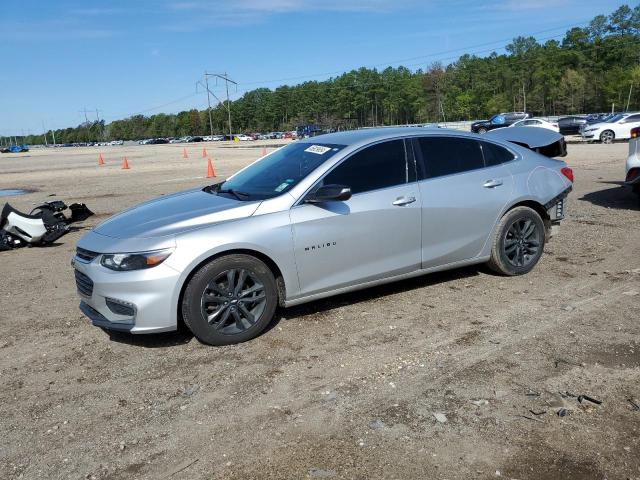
[211,142,346,200]
[606,114,625,123]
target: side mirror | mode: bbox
[306,184,352,203]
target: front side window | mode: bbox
[417,137,485,179]
[321,139,407,194]
[622,114,640,123]
[212,142,345,200]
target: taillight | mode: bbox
[631,127,640,139]
[627,168,639,182]
[561,167,574,183]
[552,124,559,128]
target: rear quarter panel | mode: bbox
[478,148,570,257]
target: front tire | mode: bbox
[488,206,546,276]
[477,127,488,134]
[181,254,278,346]
[600,130,615,144]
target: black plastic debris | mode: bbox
[578,395,602,405]
[1,200,94,250]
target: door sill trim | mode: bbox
[284,256,490,307]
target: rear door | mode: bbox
[413,136,514,269]
[290,139,421,297]
[617,114,640,139]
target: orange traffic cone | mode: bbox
[206,158,216,178]
[261,147,267,156]
[182,147,188,159]
[202,147,208,158]
[121,157,130,170]
[98,153,105,165]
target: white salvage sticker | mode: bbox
[304,145,331,155]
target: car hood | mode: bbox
[93,188,261,239]
[583,122,607,130]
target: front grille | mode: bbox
[75,270,94,297]
[76,247,99,263]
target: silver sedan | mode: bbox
[73,127,573,345]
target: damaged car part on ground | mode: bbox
[73,127,573,346]
[0,201,93,250]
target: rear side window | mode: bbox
[322,139,407,194]
[623,114,640,123]
[416,137,484,179]
[480,141,515,167]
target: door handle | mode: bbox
[392,196,416,206]
[483,179,503,188]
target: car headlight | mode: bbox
[100,248,174,271]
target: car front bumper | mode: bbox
[73,255,181,334]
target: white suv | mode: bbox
[582,112,640,144]
[626,126,640,200]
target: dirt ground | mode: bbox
[0,139,639,480]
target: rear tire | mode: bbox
[181,254,278,346]
[488,206,546,276]
[477,127,487,134]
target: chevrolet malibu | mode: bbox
[73,128,573,345]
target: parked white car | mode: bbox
[235,134,253,141]
[626,126,640,200]
[510,118,559,133]
[581,112,640,144]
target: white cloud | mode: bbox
[164,0,419,29]
[169,0,413,13]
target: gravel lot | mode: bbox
[1,140,639,480]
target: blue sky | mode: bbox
[0,0,628,135]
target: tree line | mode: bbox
[9,4,640,145]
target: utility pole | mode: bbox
[200,72,237,140]
[42,120,48,146]
[203,72,215,139]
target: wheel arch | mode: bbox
[175,248,287,328]
[502,199,552,238]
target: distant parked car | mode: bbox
[471,112,531,134]
[110,140,124,146]
[626,126,640,201]
[510,118,559,133]
[146,138,169,145]
[187,136,204,142]
[235,134,253,141]
[581,112,640,144]
[557,116,588,135]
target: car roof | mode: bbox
[298,127,481,148]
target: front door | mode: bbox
[290,139,422,298]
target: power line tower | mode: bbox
[79,107,91,124]
[198,72,237,139]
